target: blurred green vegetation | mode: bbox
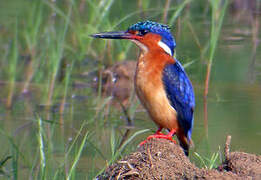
[0,0,260,179]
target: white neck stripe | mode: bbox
[158,41,172,56]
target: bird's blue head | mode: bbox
[91,20,176,56]
[127,21,176,55]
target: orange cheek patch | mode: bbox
[144,33,162,40]
[139,33,162,48]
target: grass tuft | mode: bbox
[194,150,220,169]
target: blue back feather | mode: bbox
[128,20,176,55]
[162,61,195,140]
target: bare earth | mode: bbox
[97,138,261,179]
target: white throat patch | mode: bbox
[157,41,172,56]
[131,40,148,54]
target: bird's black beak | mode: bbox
[90,31,134,40]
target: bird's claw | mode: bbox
[139,134,177,146]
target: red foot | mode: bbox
[139,129,176,146]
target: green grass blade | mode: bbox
[96,129,150,177]
[66,132,89,180]
[168,0,191,25]
[110,128,116,157]
[209,0,229,64]
[37,115,46,179]
[194,152,207,169]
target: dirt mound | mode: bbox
[97,138,261,179]
[226,151,261,179]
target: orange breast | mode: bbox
[134,49,179,131]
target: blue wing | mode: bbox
[162,60,195,140]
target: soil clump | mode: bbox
[97,138,261,179]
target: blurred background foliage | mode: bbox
[0,0,260,179]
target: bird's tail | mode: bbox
[177,133,193,156]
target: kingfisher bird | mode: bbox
[91,20,195,156]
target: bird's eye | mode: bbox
[138,29,148,36]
